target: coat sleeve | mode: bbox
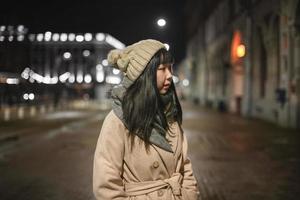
[93,111,129,200]
[181,132,200,200]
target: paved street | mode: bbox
[0,101,299,200]
[182,102,299,200]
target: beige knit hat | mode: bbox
[107,39,166,82]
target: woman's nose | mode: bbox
[166,68,173,80]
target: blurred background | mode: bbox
[0,0,299,200]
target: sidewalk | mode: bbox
[181,101,299,200]
[0,100,298,200]
[0,100,111,145]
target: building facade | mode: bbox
[0,27,124,107]
[184,0,300,129]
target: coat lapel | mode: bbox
[151,122,182,177]
[152,144,175,177]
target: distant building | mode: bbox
[0,26,124,107]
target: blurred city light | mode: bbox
[69,74,75,83]
[77,74,83,83]
[17,25,25,32]
[59,72,71,83]
[112,68,120,75]
[23,93,29,100]
[63,52,72,60]
[37,34,43,41]
[172,75,179,84]
[43,76,51,84]
[6,78,20,84]
[51,76,58,84]
[96,64,104,83]
[105,35,125,49]
[83,50,90,57]
[84,74,92,83]
[237,44,246,58]
[44,32,52,41]
[23,93,35,100]
[106,76,121,84]
[21,68,30,79]
[8,36,13,42]
[182,79,190,87]
[31,72,43,83]
[68,33,76,41]
[76,35,84,42]
[60,33,68,42]
[52,33,60,41]
[29,77,35,83]
[164,43,170,51]
[28,93,35,100]
[157,18,166,27]
[96,64,103,71]
[0,36,4,41]
[96,33,105,41]
[21,67,62,84]
[17,35,24,41]
[102,59,108,66]
[84,33,93,41]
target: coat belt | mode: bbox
[124,173,183,199]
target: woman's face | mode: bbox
[156,63,173,94]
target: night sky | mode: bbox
[1,0,187,64]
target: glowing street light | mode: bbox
[63,52,71,60]
[157,18,166,27]
[237,44,246,58]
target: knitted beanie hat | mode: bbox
[107,39,166,82]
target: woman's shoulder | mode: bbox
[99,110,128,140]
[102,110,125,129]
[104,109,118,120]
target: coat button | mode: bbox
[157,189,164,196]
[152,161,159,168]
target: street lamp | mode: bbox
[157,18,166,27]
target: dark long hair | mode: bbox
[122,49,182,150]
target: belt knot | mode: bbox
[163,172,183,196]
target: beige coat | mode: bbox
[93,110,200,200]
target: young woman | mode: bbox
[93,39,200,200]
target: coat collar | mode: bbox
[110,77,174,153]
[112,107,173,153]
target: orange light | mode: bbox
[237,44,246,58]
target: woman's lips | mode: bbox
[163,84,170,88]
